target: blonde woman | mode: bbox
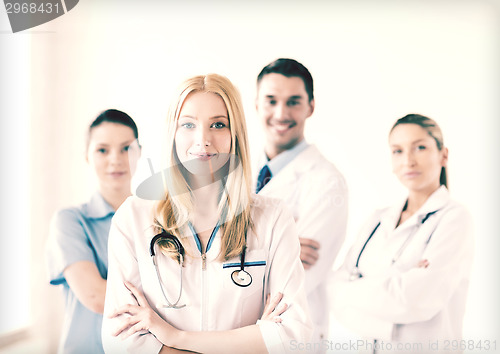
[331,114,474,353]
[102,74,312,354]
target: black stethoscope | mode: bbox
[230,246,253,287]
[149,228,253,308]
[349,209,440,281]
[150,230,186,308]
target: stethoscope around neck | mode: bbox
[349,209,440,281]
[149,228,253,309]
[150,230,186,309]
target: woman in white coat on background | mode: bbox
[331,114,474,353]
[101,74,312,354]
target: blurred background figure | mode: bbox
[331,114,474,354]
[254,58,348,350]
[45,109,141,354]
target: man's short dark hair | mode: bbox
[257,58,314,102]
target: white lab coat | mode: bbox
[256,145,348,345]
[102,193,313,354]
[330,186,474,353]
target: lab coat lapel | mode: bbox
[416,185,450,216]
[382,186,451,235]
[258,145,318,196]
[379,202,406,234]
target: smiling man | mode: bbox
[254,58,348,350]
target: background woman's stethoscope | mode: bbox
[150,229,253,309]
[349,209,440,281]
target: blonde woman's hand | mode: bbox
[108,281,179,345]
[261,292,288,323]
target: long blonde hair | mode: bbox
[155,74,253,261]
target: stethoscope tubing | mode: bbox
[150,231,186,309]
[150,227,253,309]
[355,222,381,268]
[351,209,440,280]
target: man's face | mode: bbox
[256,73,314,159]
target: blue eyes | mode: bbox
[211,122,226,129]
[180,122,227,129]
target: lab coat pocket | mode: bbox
[221,250,268,326]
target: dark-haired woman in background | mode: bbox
[331,114,474,353]
[46,109,141,354]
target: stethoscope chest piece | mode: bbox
[349,268,363,282]
[231,269,252,287]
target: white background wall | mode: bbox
[1,0,499,352]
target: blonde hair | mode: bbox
[154,74,253,262]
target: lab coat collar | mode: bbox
[85,192,115,219]
[284,144,321,174]
[259,145,321,195]
[417,185,450,215]
[265,140,309,177]
[381,185,450,231]
[187,221,221,254]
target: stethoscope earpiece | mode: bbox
[150,230,186,309]
[150,229,253,307]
